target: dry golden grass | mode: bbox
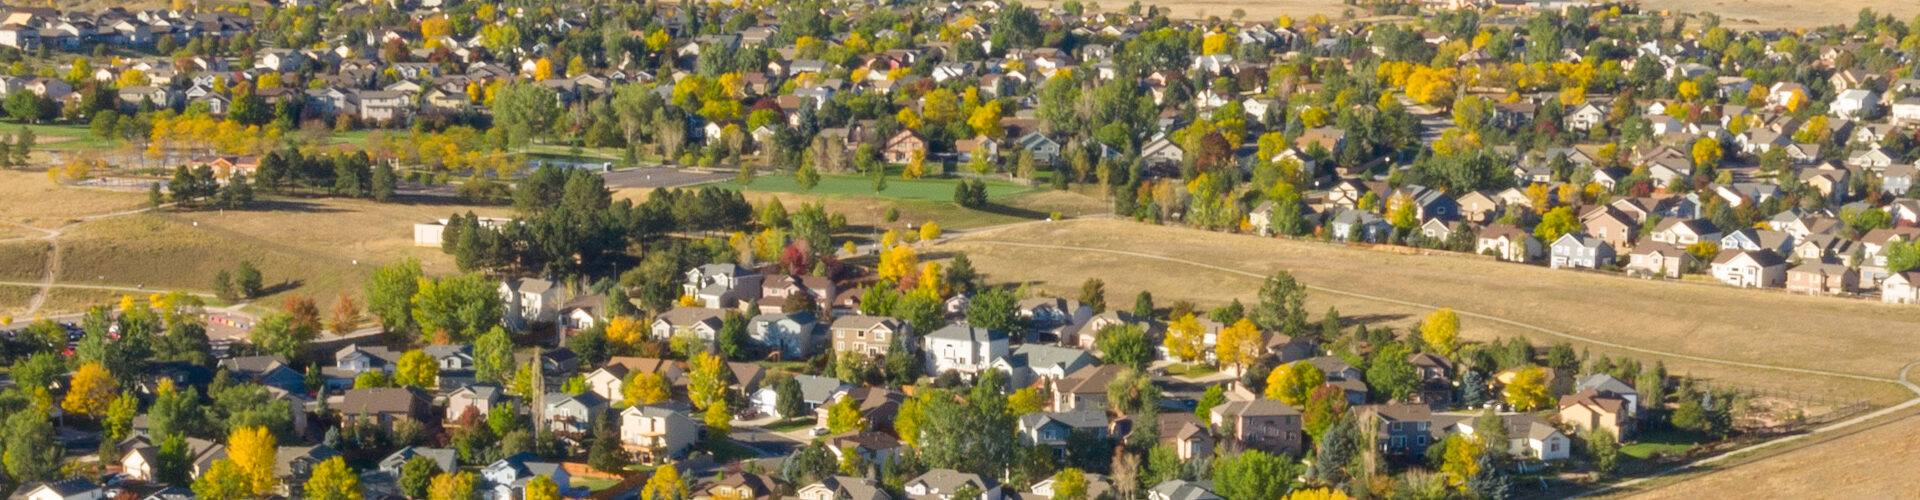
[1644,0,1920,30]
[937,219,1920,404]
[0,239,49,281]
[0,169,147,227]
[611,186,1111,233]
[56,197,508,311]
[1622,411,1920,499]
[0,284,35,317]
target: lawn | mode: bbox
[1621,429,1708,460]
[17,123,120,151]
[698,439,762,463]
[0,169,148,227]
[932,219,1920,406]
[614,181,1109,232]
[1163,363,1218,377]
[764,418,814,432]
[572,476,623,492]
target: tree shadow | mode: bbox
[259,279,305,297]
[243,199,350,213]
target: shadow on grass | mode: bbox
[259,279,305,297]
[242,198,352,213]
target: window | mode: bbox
[875,331,887,341]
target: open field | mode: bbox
[0,239,49,281]
[933,219,1919,405]
[1621,410,1920,499]
[0,285,34,317]
[53,196,508,312]
[0,169,148,227]
[613,183,1111,232]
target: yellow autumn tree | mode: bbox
[63,362,118,416]
[904,149,927,179]
[228,426,279,496]
[918,262,946,296]
[642,463,688,500]
[1213,318,1263,372]
[533,58,554,81]
[1163,313,1205,363]
[606,316,646,346]
[878,245,919,282]
[1503,365,1552,411]
[1283,489,1353,500]
[1201,32,1233,55]
[624,372,670,406]
[1420,308,1460,356]
[687,352,728,411]
[919,221,942,241]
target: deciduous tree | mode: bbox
[305,456,363,500]
[62,361,118,416]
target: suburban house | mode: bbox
[1208,398,1303,455]
[1560,390,1635,440]
[584,357,684,403]
[1362,403,1435,456]
[1786,261,1858,295]
[651,307,727,344]
[13,479,103,500]
[749,375,849,418]
[1051,364,1126,412]
[1015,410,1110,450]
[1451,413,1570,462]
[1549,233,1615,270]
[683,264,764,308]
[903,469,1002,500]
[1148,479,1223,500]
[500,277,567,330]
[445,384,502,425]
[830,316,908,357]
[218,355,307,394]
[1648,218,1722,247]
[337,387,433,426]
[1476,224,1542,262]
[543,391,610,436]
[1624,241,1694,279]
[921,323,1009,377]
[799,477,891,500]
[482,453,572,500]
[749,311,820,359]
[620,405,698,465]
[993,344,1098,388]
[1710,250,1788,288]
[1884,271,1920,304]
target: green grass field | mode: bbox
[1622,429,1708,459]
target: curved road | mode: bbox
[953,236,1920,497]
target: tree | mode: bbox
[1366,343,1419,402]
[1420,308,1460,356]
[1052,468,1088,500]
[1585,429,1619,474]
[705,399,733,436]
[106,390,139,441]
[494,83,562,147]
[1214,318,1263,372]
[329,293,362,335]
[365,258,423,333]
[63,361,118,416]
[624,372,670,406]
[475,327,513,384]
[194,460,256,500]
[1210,450,1301,500]
[395,350,440,389]
[412,272,505,343]
[642,463,689,500]
[400,455,444,499]
[525,475,561,500]
[1439,434,1484,491]
[1164,313,1205,362]
[3,410,60,482]
[796,163,820,191]
[827,395,864,433]
[235,260,263,299]
[964,287,1022,337]
[229,426,279,496]
[1691,137,1723,169]
[1095,324,1151,371]
[1250,271,1306,334]
[428,472,479,500]
[1533,206,1581,243]
[1283,489,1353,500]
[1502,365,1552,411]
[1267,351,1329,400]
[688,352,729,411]
[775,376,805,419]
[1133,291,1154,318]
[306,457,364,500]
[921,221,943,242]
[371,164,397,202]
[1078,279,1107,314]
[718,311,748,360]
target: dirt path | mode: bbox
[7,203,176,317]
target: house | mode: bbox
[1147,480,1223,500]
[824,315,907,359]
[1451,413,1570,462]
[1549,233,1615,270]
[683,264,764,308]
[904,470,1002,500]
[1581,207,1637,251]
[15,479,103,500]
[799,476,891,500]
[1648,218,1721,247]
[750,311,819,359]
[1476,224,1542,262]
[1560,389,1634,440]
[993,344,1098,389]
[121,436,224,481]
[544,391,609,436]
[482,453,572,500]
[379,447,457,475]
[1882,271,1920,304]
[1720,229,1795,255]
[338,387,433,426]
[749,375,849,418]
[584,357,683,403]
[883,130,928,163]
[500,277,567,330]
[1328,208,1389,242]
[1831,89,1878,119]
[1624,242,1694,279]
[1015,131,1062,165]
[1574,374,1640,417]
[921,323,1009,377]
[1051,364,1126,412]
[1456,191,1502,222]
[1361,403,1434,456]
[697,473,783,500]
[827,430,906,464]
[651,307,727,344]
[445,384,502,425]
[1016,410,1110,449]
[218,355,306,394]
[276,445,345,497]
[1031,472,1114,500]
[620,405,698,465]
[1388,185,1458,221]
[1208,399,1303,455]
[1711,250,1788,288]
[1786,261,1858,295]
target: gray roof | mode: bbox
[794,375,849,404]
[1149,480,1222,500]
[1575,373,1637,397]
[1004,344,1096,372]
[925,323,1005,342]
[1019,410,1108,431]
[505,277,555,294]
[379,446,456,473]
[909,469,997,496]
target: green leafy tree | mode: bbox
[235,260,264,299]
[400,455,443,499]
[475,326,513,384]
[1250,271,1306,334]
[364,258,423,333]
[4,410,61,482]
[1210,450,1301,500]
[1095,324,1152,371]
[412,272,504,343]
[1365,343,1419,402]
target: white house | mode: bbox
[750,311,820,359]
[500,277,568,331]
[1453,414,1570,462]
[904,470,1003,500]
[749,375,849,418]
[1831,89,1878,120]
[1710,250,1788,288]
[1882,271,1920,304]
[15,479,103,500]
[620,405,698,465]
[921,323,1009,377]
[1549,233,1614,270]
